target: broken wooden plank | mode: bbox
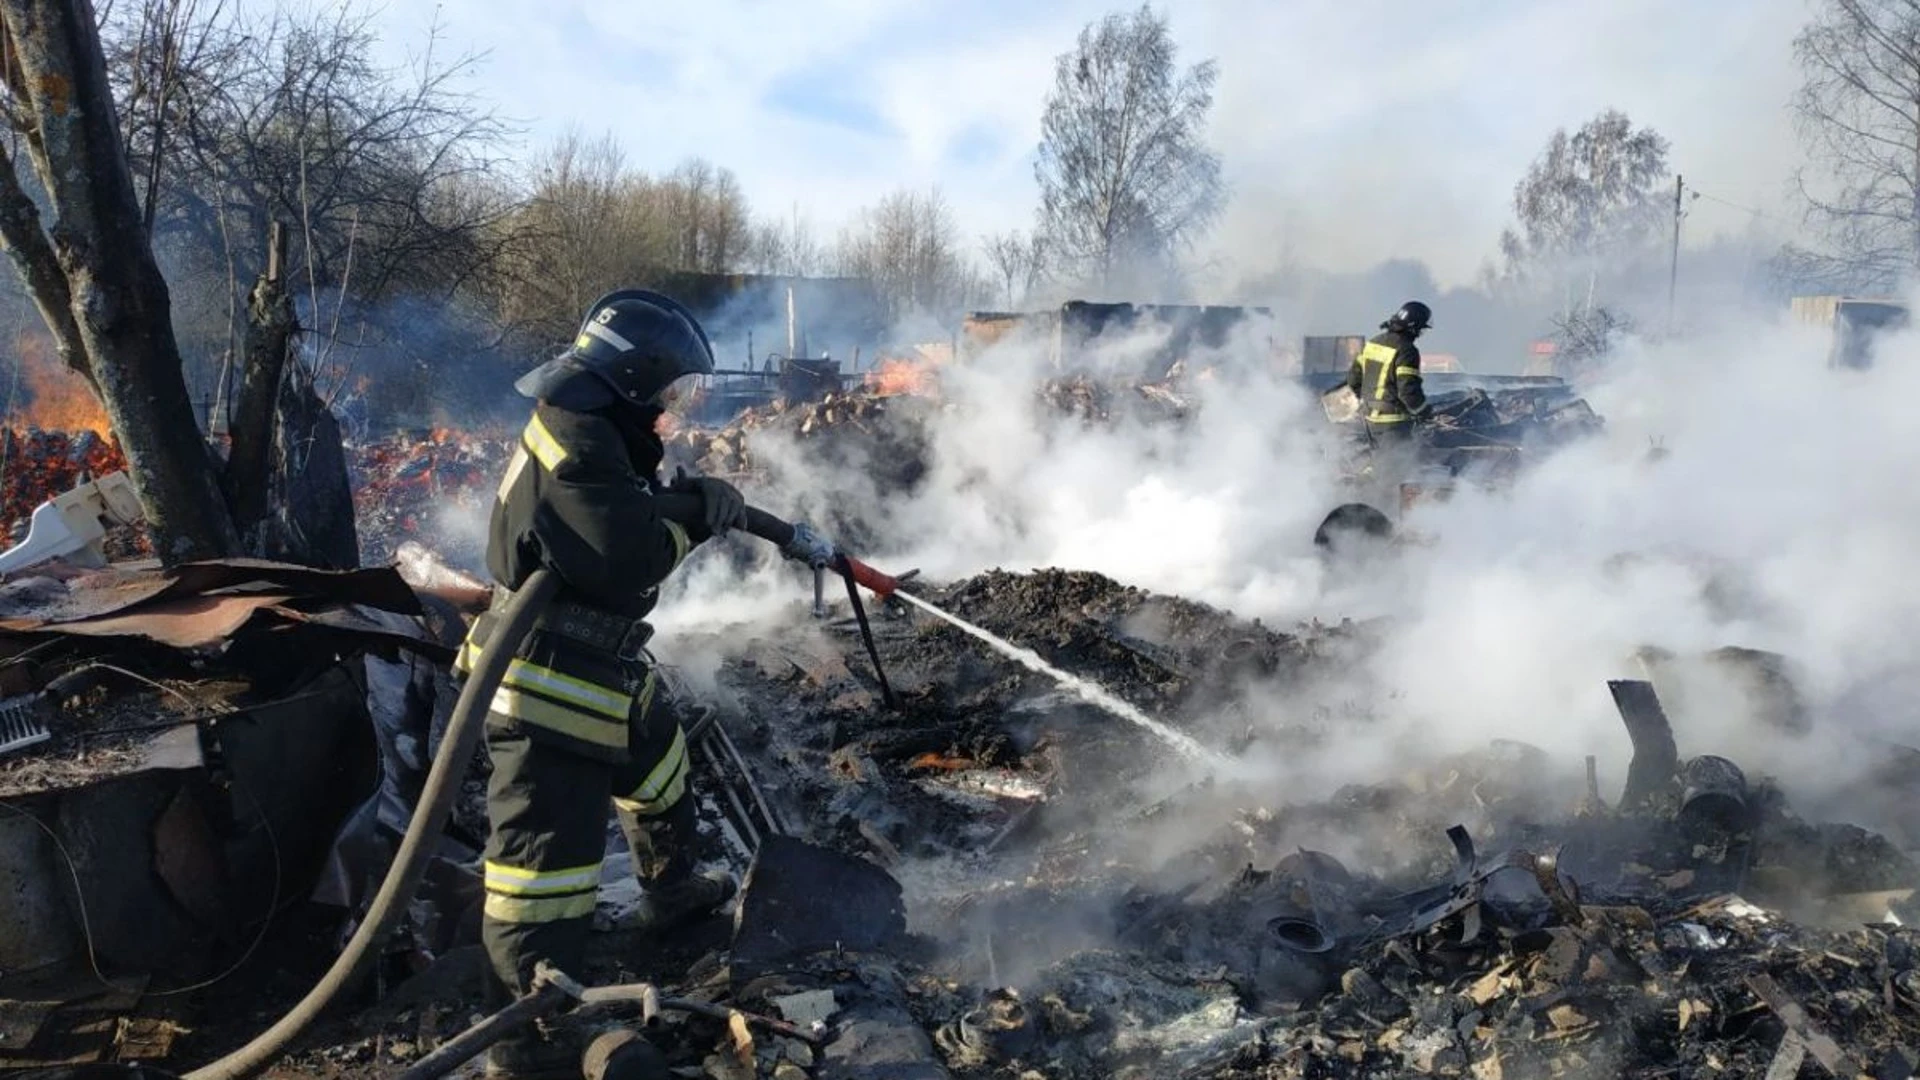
[1764,1034,1807,1080]
[1746,973,1857,1076]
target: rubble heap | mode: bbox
[61,563,1905,1080]
[1424,385,1605,453]
[1245,891,1920,1079]
[0,558,457,1073]
[666,389,932,483]
[1039,374,1193,425]
[663,567,1919,1080]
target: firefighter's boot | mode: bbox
[627,870,736,933]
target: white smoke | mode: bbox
[654,295,1920,849]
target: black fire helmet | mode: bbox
[1383,300,1433,333]
[514,289,716,411]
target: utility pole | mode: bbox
[1668,174,1684,333]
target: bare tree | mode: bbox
[1498,109,1670,311]
[148,5,510,297]
[1549,304,1635,382]
[0,0,239,560]
[981,229,1046,309]
[99,0,519,415]
[1035,5,1222,293]
[835,187,980,320]
[746,204,824,277]
[660,158,750,273]
[1786,0,1920,290]
[495,131,642,343]
[493,137,772,347]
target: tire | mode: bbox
[1313,503,1394,551]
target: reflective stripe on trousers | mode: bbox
[482,859,602,923]
[613,726,688,817]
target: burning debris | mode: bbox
[666,390,927,481]
[0,429,132,546]
[0,350,1897,1080]
[660,369,1199,526]
[346,425,514,566]
[1323,378,1604,455]
[1039,373,1194,425]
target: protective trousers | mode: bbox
[479,693,692,1003]
[1364,421,1420,510]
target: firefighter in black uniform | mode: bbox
[1347,300,1437,494]
[455,289,836,1078]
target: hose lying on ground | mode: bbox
[184,569,561,1080]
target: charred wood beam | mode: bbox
[266,355,359,569]
[0,0,238,563]
[226,218,291,531]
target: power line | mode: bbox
[1686,187,1781,221]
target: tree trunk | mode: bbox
[227,221,292,531]
[1911,85,1920,275]
[0,0,237,563]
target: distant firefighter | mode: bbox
[1347,300,1437,486]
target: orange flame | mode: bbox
[9,333,111,437]
[864,356,939,397]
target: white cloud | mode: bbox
[374,0,1816,286]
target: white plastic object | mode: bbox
[0,470,146,574]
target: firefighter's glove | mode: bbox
[781,522,836,569]
[672,467,747,537]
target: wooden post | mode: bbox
[786,286,797,359]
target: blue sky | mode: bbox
[375,0,1813,287]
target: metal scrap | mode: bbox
[1609,679,1680,810]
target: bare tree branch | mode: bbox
[1792,0,1920,287]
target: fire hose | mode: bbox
[187,502,902,1080]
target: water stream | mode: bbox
[893,590,1233,772]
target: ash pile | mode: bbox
[620,568,1920,1080]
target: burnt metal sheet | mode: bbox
[259,603,454,662]
[0,570,177,624]
[1610,679,1679,810]
[14,594,292,648]
[165,560,423,615]
[0,559,421,631]
[151,787,233,931]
